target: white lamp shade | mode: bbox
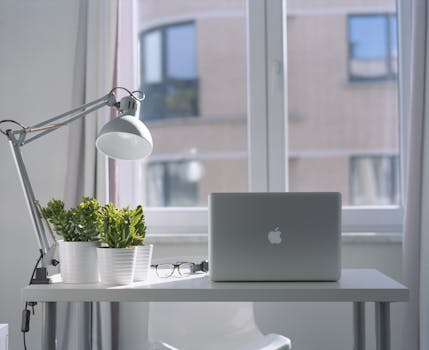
[96,115,153,160]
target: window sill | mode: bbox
[145,232,403,245]
[341,232,402,244]
[344,78,397,88]
[146,114,246,128]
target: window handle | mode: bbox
[271,59,283,92]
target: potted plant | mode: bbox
[43,197,102,283]
[97,203,143,285]
[129,205,153,282]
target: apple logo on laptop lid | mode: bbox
[268,227,283,244]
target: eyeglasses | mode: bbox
[151,260,209,278]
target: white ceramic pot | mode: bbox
[97,247,136,285]
[134,244,153,282]
[58,240,100,283]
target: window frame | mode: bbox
[127,0,408,237]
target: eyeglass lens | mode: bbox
[156,264,175,278]
[155,262,196,278]
[178,262,194,276]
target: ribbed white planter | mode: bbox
[58,240,100,283]
[97,247,136,285]
[134,244,153,282]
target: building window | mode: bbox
[140,22,198,120]
[350,156,399,206]
[146,160,201,207]
[348,14,397,81]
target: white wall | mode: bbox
[0,1,79,349]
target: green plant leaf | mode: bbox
[43,197,102,242]
[99,203,147,248]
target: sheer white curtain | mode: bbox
[402,1,429,349]
[64,0,117,206]
[58,0,119,349]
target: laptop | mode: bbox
[209,192,341,282]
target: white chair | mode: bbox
[146,302,291,350]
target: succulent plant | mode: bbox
[43,197,102,242]
[129,205,146,246]
[100,204,147,248]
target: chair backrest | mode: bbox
[148,302,263,349]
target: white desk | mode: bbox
[23,269,408,350]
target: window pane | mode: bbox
[146,161,199,206]
[136,0,248,207]
[389,15,398,75]
[350,156,399,205]
[348,14,396,79]
[140,22,198,120]
[167,23,197,79]
[287,1,399,206]
[349,15,387,60]
[143,31,162,83]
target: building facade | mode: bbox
[136,0,399,207]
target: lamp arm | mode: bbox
[31,94,112,129]
[20,93,116,146]
[0,87,143,277]
[8,137,52,261]
[2,93,117,264]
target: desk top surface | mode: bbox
[22,269,408,303]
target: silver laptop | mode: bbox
[209,192,341,282]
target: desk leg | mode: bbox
[353,302,365,350]
[375,302,390,350]
[42,302,56,350]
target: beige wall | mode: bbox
[286,12,398,201]
[197,17,247,116]
[287,15,398,151]
[149,118,247,154]
[139,0,245,23]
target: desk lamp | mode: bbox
[0,87,153,284]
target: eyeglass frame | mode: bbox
[151,260,209,278]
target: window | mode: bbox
[251,0,402,233]
[130,1,249,211]
[285,3,399,210]
[140,22,198,120]
[348,14,397,81]
[146,160,200,207]
[350,155,400,205]
[120,0,405,235]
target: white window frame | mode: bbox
[124,0,409,237]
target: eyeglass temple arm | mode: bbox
[193,260,209,273]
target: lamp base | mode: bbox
[31,267,50,284]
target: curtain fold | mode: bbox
[58,0,119,349]
[402,1,429,349]
[64,0,118,207]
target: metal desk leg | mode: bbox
[42,302,56,350]
[375,302,390,350]
[353,302,365,350]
